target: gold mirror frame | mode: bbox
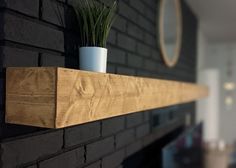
[158,0,182,68]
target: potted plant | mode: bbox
[73,0,117,73]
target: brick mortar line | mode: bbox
[80,120,183,167]
[3,8,159,58]
[118,14,156,37]
[109,29,158,57]
[141,0,157,13]
[3,8,65,32]
[123,0,156,26]
[3,40,64,56]
[107,41,154,60]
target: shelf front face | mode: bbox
[6,67,208,128]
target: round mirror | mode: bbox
[158,0,182,67]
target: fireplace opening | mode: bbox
[123,126,184,168]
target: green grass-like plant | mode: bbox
[73,0,117,48]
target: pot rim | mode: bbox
[79,46,107,50]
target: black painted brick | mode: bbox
[117,33,136,52]
[117,66,135,76]
[143,111,150,122]
[65,122,101,148]
[107,46,126,65]
[107,63,116,73]
[127,53,143,68]
[145,8,156,23]
[39,147,84,168]
[113,16,127,32]
[116,129,135,148]
[1,46,38,67]
[1,130,63,168]
[118,1,137,22]
[0,0,39,17]
[26,165,37,168]
[137,42,151,57]
[42,0,65,26]
[125,139,142,157]
[136,123,150,138]
[130,0,145,15]
[138,15,155,33]
[126,113,143,128]
[3,13,64,52]
[144,33,156,47]
[144,59,157,72]
[136,70,152,78]
[83,161,101,168]
[102,149,125,168]
[151,49,161,61]
[41,53,65,66]
[102,116,125,137]
[127,23,143,40]
[107,29,116,45]
[86,137,114,162]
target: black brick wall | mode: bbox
[0,0,197,167]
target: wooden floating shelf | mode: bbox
[6,67,208,128]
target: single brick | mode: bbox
[145,8,156,23]
[136,123,150,138]
[136,70,152,78]
[129,0,145,15]
[3,13,64,52]
[102,116,125,137]
[117,33,136,52]
[143,111,150,121]
[83,161,101,168]
[107,46,126,65]
[125,140,142,157]
[86,137,114,162]
[144,33,156,47]
[65,122,101,148]
[1,130,63,168]
[127,53,143,68]
[118,1,137,22]
[126,113,143,128]
[113,16,127,32]
[0,0,39,17]
[141,0,156,11]
[1,46,38,67]
[116,129,135,148]
[107,28,116,44]
[102,149,125,168]
[151,49,161,61]
[107,63,116,74]
[117,66,135,76]
[127,23,143,40]
[144,59,157,72]
[138,15,155,33]
[42,0,65,26]
[137,42,151,57]
[39,147,84,168]
[41,53,65,67]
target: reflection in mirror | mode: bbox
[159,0,182,67]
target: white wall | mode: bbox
[197,30,236,144]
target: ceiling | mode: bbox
[186,0,236,42]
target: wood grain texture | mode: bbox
[6,67,208,128]
[6,67,57,128]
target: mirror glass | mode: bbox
[159,0,182,67]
